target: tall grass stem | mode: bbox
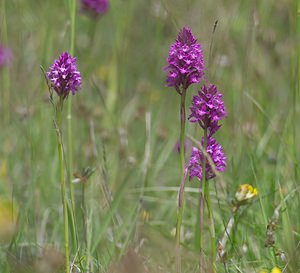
[199,128,208,256]
[295,0,300,184]
[56,98,70,273]
[67,0,76,210]
[66,0,79,256]
[200,127,216,272]
[1,0,11,123]
[205,181,216,271]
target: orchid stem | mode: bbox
[175,88,187,272]
[205,180,216,272]
[199,128,208,255]
[201,127,216,272]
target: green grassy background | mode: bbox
[0,0,299,272]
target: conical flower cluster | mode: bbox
[165,27,205,92]
[188,137,226,181]
[188,84,227,181]
[47,52,82,98]
[189,84,226,136]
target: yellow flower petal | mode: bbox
[271,267,281,273]
[235,184,258,202]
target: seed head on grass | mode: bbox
[188,137,226,181]
[165,27,205,93]
[0,45,12,68]
[189,83,226,136]
[47,52,81,98]
[81,0,109,16]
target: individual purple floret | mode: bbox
[47,52,82,98]
[165,27,205,92]
[189,84,226,136]
[0,45,12,68]
[188,137,226,181]
[81,0,109,16]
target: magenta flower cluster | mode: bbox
[0,45,12,68]
[188,137,226,181]
[165,27,205,92]
[47,52,82,98]
[161,27,227,182]
[189,84,226,137]
[164,26,227,181]
[81,0,109,16]
[187,84,227,181]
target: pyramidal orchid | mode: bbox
[44,51,82,273]
[188,137,226,181]
[47,52,81,98]
[188,83,227,180]
[165,28,205,260]
[189,84,226,136]
[165,27,205,93]
[187,82,227,268]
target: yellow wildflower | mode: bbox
[235,184,258,202]
[0,199,17,243]
[271,267,281,273]
[141,209,150,222]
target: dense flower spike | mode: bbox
[188,137,226,181]
[165,27,205,92]
[0,45,12,68]
[47,52,82,97]
[81,0,109,16]
[189,84,226,136]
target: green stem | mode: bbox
[179,88,187,175]
[56,98,70,273]
[1,0,11,123]
[295,0,300,193]
[82,183,87,248]
[68,0,76,212]
[199,128,208,253]
[176,88,187,242]
[70,0,76,55]
[195,184,204,250]
[202,128,216,271]
[81,182,90,270]
[66,0,79,256]
[297,0,300,98]
[175,169,187,273]
[205,180,216,272]
[175,88,187,273]
[175,204,183,249]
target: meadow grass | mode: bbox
[0,0,299,272]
